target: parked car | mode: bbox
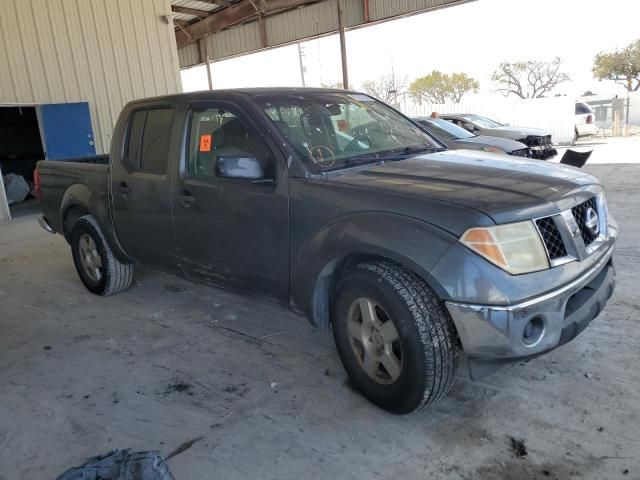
[413,116,531,157]
[35,89,617,414]
[441,113,558,160]
[575,102,598,143]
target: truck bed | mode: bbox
[37,155,110,236]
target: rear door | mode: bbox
[110,103,177,269]
[172,98,289,301]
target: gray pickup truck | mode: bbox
[36,88,617,414]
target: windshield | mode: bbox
[416,117,475,141]
[463,114,503,128]
[256,92,442,171]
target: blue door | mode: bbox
[39,102,96,160]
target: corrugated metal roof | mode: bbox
[177,0,470,67]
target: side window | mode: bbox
[125,110,146,169]
[125,108,174,174]
[187,107,271,178]
[140,109,174,174]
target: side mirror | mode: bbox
[217,155,271,184]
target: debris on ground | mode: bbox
[3,173,30,205]
[508,436,528,458]
[270,382,277,388]
[164,381,193,396]
[597,426,604,432]
[55,449,174,480]
[166,436,205,460]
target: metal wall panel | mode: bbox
[368,0,457,21]
[0,0,182,154]
[205,21,262,60]
[177,0,465,68]
[178,42,200,67]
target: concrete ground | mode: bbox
[1,164,639,480]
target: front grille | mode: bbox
[536,217,568,260]
[518,135,557,160]
[572,197,599,245]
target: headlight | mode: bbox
[482,146,506,154]
[460,221,549,275]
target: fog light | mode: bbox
[523,317,544,346]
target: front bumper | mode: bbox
[446,244,615,380]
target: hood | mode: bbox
[325,150,599,224]
[480,125,549,140]
[451,135,528,153]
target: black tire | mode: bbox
[332,261,459,414]
[70,215,134,296]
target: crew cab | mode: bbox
[36,89,617,414]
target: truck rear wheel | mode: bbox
[332,261,460,414]
[70,215,133,296]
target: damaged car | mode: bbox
[441,113,558,160]
[36,89,617,414]
[413,116,531,157]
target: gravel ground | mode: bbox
[0,163,638,480]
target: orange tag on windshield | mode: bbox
[199,134,212,152]
[337,119,349,132]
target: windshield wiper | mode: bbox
[378,145,443,160]
[320,156,381,172]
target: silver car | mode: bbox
[441,113,558,160]
[414,117,531,158]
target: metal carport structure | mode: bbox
[170,0,472,89]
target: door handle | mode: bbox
[178,190,196,208]
[114,182,131,195]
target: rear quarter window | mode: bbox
[140,109,174,174]
[125,108,175,174]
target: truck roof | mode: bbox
[126,87,359,106]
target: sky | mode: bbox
[181,0,640,99]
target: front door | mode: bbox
[172,101,289,302]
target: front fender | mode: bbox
[60,184,130,263]
[291,212,458,327]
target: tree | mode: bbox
[491,57,570,99]
[360,74,408,104]
[592,40,640,92]
[408,71,479,104]
[320,81,344,89]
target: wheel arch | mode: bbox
[292,213,457,329]
[59,184,130,263]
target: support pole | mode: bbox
[337,0,349,90]
[199,38,213,90]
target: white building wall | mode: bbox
[0,0,182,153]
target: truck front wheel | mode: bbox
[70,215,134,296]
[332,261,460,414]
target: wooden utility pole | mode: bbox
[337,0,349,90]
